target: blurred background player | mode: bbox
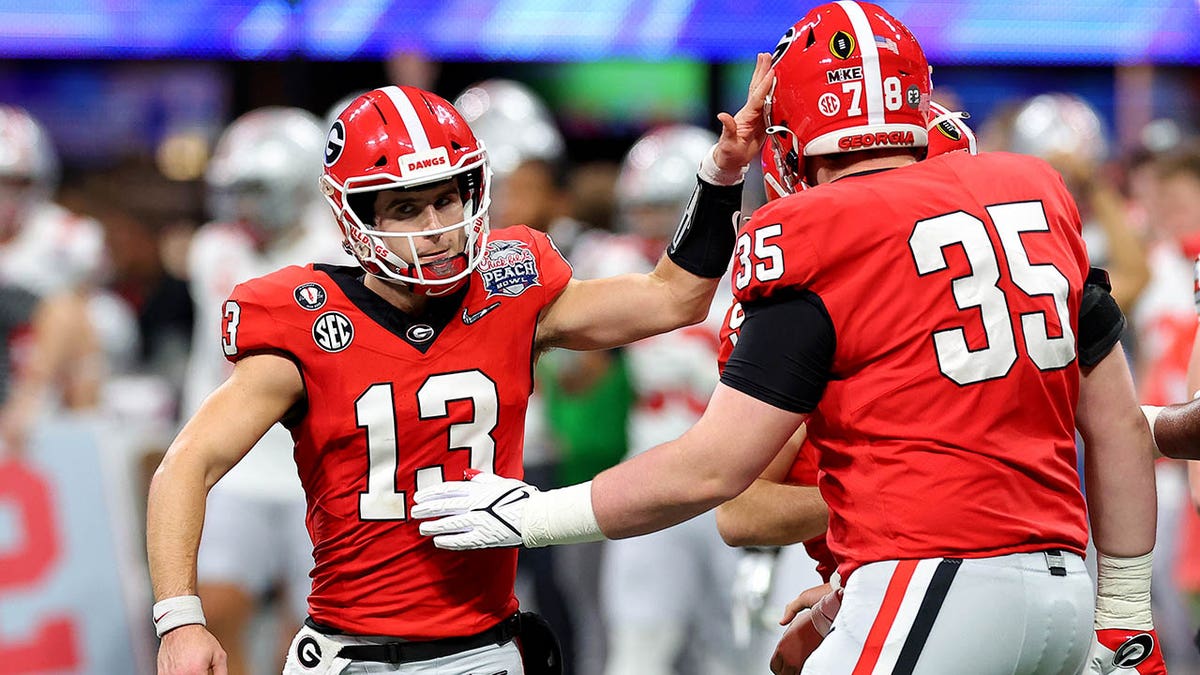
[587,124,744,675]
[0,104,118,454]
[182,106,346,675]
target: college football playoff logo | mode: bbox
[829,31,856,59]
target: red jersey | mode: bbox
[731,151,1090,576]
[222,226,571,637]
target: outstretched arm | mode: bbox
[535,53,774,352]
[715,426,828,547]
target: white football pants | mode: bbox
[803,551,1093,675]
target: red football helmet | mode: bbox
[763,1,931,193]
[926,101,978,156]
[320,86,491,295]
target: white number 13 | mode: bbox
[355,370,498,520]
[909,202,1075,385]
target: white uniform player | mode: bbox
[183,107,347,671]
[0,105,130,443]
[587,125,745,675]
[0,106,104,298]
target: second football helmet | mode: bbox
[320,86,491,294]
[615,125,717,239]
[763,1,931,195]
[0,105,60,225]
[206,107,326,235]
[453,79,564,179]
[1008,92,1108,167]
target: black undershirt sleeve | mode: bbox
[719,290,836,414]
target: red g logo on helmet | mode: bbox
[763,1,931,194]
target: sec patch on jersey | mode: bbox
[312,311,354,352]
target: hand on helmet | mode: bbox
[714,52,775,176]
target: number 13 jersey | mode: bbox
[221,226,571,637]
[730,151,1091,577]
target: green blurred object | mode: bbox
[539,350,635,486]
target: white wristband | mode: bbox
[153,595,206,638]
[698,144,748,186]
[1094,552,1153,630]
[521,481,604,548]
[1140,405,1162,456]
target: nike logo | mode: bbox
[462,302,501,325]
[154,611,169,622]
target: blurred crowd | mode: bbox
[3,58,1200,675]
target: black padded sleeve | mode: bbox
[719,291,836,413]
[1077,267,1126,368]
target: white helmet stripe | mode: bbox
[380,85,431,152]
[961,119,978,154]
[836,0,884,126]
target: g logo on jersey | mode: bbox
[313,311,354,352]
[407,324,435,343]
[294,283,327,311]
[296,636,322,668]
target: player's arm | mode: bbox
[146,353,302,672]
[534,53,774,352]
[715,427,829,547]
[1074,269,1165,674]
[0,290,99,455]
[413,289,834,547]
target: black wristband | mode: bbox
[666,177,743,278]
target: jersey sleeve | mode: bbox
[719,291,836,414]
[528,228,574,307]
[222,280,285,363]
[716,299,744,373]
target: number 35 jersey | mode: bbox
[732,151,1091,575]
[222,225,571,637]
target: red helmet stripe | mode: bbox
[836,0,884,125]
[380,85,431,152]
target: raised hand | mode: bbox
[713,52,775,175]
[411,472,538,550]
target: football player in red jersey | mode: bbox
[147,55,774,675]
[413,4,1164,674]
[716,101,979,675]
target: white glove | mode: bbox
[411,472,538,550]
